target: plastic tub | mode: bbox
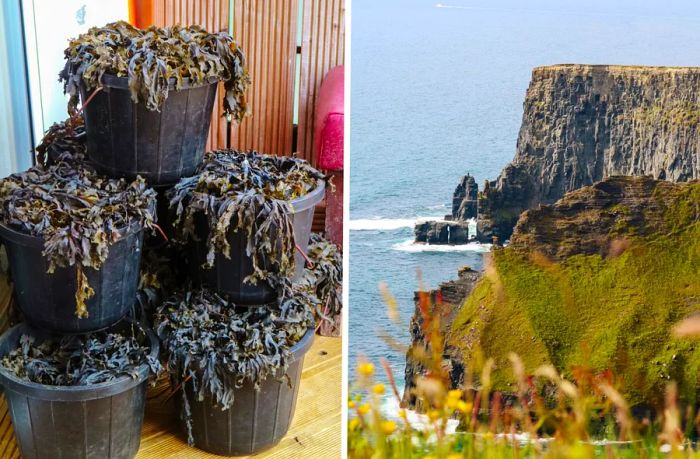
[191,180,325,304]
[0,222,144,333]
[178,328,314,456]
[0,321,159,459]
[80,75,217,185]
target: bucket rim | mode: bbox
[0,320,159,401]
[97,73,219,91]
[289,179,326,214]
[0,219,143,249]
[289,326,315,362]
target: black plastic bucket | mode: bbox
[179,328,314,456]
[0,322,159,459]
[80,75,217,185]
[191,180,325,304]
[0,222,144,333]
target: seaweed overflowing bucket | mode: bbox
[0,321,160,459]
[168,150,326,304]
[155,288,316,455]
[60,21,250,185]
[180,328,314,455]
[0,161,156,333]
[0,222,144,333]
[79,76,217,184]
[189,179,325,303]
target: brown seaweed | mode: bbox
[298,233,343,335]
[60,21,250,117]
[0,324,160,386]
[35,116,86,167]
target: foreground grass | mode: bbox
[349,287,700,458]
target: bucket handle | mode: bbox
[295,244,314,269]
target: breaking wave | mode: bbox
[393,239,492,253]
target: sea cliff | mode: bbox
[478,64,700,241]
[404,64,700,409]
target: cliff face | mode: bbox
[401,267,480,409]
[478,64,700,241]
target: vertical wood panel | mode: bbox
[230,0,298,155]
[152,0,230,151]
[298,0,345,166]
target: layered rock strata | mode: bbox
[478,64,700,241]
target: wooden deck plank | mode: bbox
[0,336,341,458]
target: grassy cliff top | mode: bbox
[450,177,700,407]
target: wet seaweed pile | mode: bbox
[167,150,325,290]
[0,325,160,386]
[154,287,314,444]
[35,116,86,167]
[0,161,157,317]
[60,20,250,117]
[298,233,343,335]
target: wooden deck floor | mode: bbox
[0,335,341,459]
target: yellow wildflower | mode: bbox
[380,420,397,435]
[457,400,472,413]
[357,403,370,416]
[358,362,375,376]
[373,383,386,395]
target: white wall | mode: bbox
[22,0,128,145]
[0,0,33,176]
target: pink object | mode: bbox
[314,65,344,170]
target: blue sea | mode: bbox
[349,0,700,398]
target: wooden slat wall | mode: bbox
[148,0,345,233]
[230,0,298,155]
[151,0,230,151]
[297,0,345,166]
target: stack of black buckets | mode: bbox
[0,41,323,458]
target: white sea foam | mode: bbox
[435,3,474,9]
[382,396,459,433]
[349,216,445,231]
[393,239,492,253]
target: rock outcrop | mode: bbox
[452,174,478,221]
[405,176,700,409]
[414,220,471,244]
[413,175,477,244]
[478,64,700,241]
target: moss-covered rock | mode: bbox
[449,176,700,408]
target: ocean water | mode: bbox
[349,0,700,395]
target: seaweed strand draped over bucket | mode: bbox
[0,160,156,319]
[167,150,326,301]
[59,21,251,185]
[60,21,250,117]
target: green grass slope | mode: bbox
[450,178,700,407]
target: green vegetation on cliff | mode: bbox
[450,179,700,408]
